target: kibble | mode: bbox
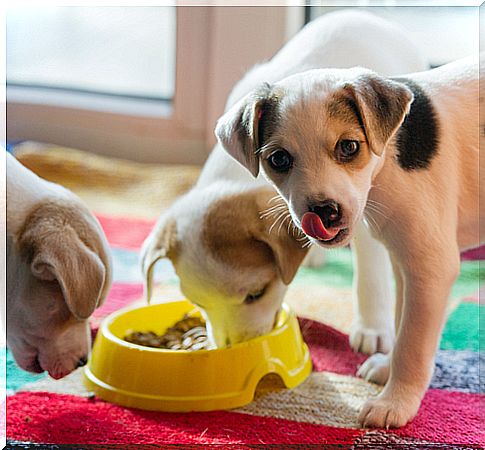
[124,314,209,351]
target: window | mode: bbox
[7,7,176,100]
[6,6,294,164]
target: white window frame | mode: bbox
[6,5,304,165]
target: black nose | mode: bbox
[77,356,88,368]
[309,200,341,228]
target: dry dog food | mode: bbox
[124,315,209,351]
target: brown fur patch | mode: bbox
[325,92,372,172]
[341,75,413,156]
[327,92,365,129]
[202,187,308,284]
[16,199,105,263]
[202,189,276,270]
[15,198,112,308]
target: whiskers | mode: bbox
[299,237,313,249]
[259,195,311,247]
[364,198,391,235]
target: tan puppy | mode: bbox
[6,153,112,379]
[142,10,427,349]
[216,55,480,427]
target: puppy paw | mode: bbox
[350,324,394,355]
[358,391,421,429]
[357,353,390,385]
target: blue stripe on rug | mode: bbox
[111,247,177,284]
[4,348,46,392]
[431,349,483,394]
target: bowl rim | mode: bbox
[101,300,293,354]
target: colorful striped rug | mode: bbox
[6,144,484,447]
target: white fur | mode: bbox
[142,11,427,351]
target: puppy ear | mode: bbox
[28,231,105,320]
[140,218,178,304]
[344,74,414,156]
[215,83,276,178]
[259,229,308,285]
[257,198,309,284]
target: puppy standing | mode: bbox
[6,153,112,379]
[142,10,427,351]
[216,53,480,427]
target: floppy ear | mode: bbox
[215,83,276,178]
[26,230,105,320]
[343,74,414,156]
[256,197,309,284]
[140,218,178,304]
[259,229,309,285]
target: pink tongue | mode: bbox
[301,212,340,241]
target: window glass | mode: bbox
[7,6,176,99]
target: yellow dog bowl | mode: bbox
[83,300,311,412]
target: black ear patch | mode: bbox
[391,78,440,170]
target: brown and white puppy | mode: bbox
[142,183,307,347]
[6,153,112,379]
[216,55,481,427]
[142,10,427,350]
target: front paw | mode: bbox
[358,390,421,428]
[350,324,394,355]
[357,353,390,385]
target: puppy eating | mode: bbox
[6,153,112,379]
[142,10,427,350]
[216,53,480,427]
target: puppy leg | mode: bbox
[357,260,403,382]
[350,221,395,355]
[358,236,459,428]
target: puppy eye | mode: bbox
[337,139,360,161]
[244,287,266,304]
[267,149,293,173]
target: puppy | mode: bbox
[6,153,112,379]
[216,53,480,427]
[141,10,427,350]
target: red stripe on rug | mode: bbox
[6,392,363,445]
[461,246,485,260]
[96,215,155,250]
[299,318,367,376]
[395,388,484,445]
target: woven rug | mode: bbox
[5,143,484,448]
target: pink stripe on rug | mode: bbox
[92,283,143,319]
[461,246,485,260]
[299,318,367,375]
[96,215,155,250]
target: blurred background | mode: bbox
[6,3,480,165]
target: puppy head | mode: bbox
[216,68,413,247]
[141,186,308,347]
[7,200,112,379]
